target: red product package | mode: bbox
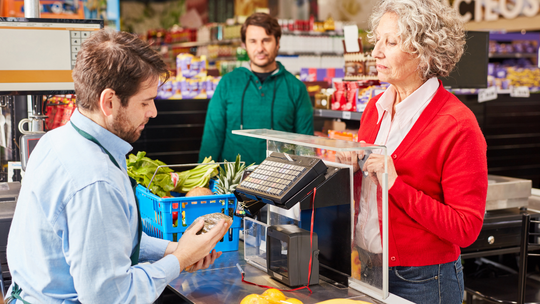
[342,81,359,112]
[333,81,347,110]
[45,105,57,130]
[60,104,75,127]
[51,105,65,130]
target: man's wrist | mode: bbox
[164,241,178,257]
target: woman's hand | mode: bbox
[363,154,398,189]
[335,141,367,173]
[335,151,361,172]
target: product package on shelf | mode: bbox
[45,95,76,131]
[487,63,540,93]
[342,37,378,81]
[331,80,382,112]
[157,53,221,100]
[300,67,345,84]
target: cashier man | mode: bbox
[198,12,314,166]
[5,28,230,303]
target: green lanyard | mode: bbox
[70,121,142,266]
[7,283,30,304]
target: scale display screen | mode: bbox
[0,18,103,95]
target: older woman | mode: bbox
[339,0,488,303]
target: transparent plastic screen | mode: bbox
[243,217,268,271]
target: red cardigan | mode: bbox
[355,81,488,267]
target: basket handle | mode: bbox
[146,162,245,190]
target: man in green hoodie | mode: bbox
[198,12,314,166]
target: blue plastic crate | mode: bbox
[136,179,240,252]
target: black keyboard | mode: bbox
[235,152,328,207]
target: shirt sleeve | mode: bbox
[139,233,170,263]
[62,182,180,304]
[293,82,314,135]
[199,80,227,163]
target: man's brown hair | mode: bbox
[241,12,281,44]
[72,28,169,112]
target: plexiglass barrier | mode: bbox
[233,129,390,301]
[244,217,268,272]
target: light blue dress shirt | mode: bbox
[6,109,180,303]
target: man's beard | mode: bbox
[108,108,145,143]
[252,50,277,69]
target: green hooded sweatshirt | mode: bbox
[198,61,314,165]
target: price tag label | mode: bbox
[510,86,530,98]
[342,111,352,120]
[478,86,498,103]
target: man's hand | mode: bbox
[172,219,230,272]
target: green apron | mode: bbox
[8,122,143,304]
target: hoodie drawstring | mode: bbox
[240,81,250,130]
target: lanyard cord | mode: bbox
[239,187,317,294]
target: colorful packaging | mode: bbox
[365,60,377,77]
[332,82,347,110]
[343,81,358,112]
[196,55,208,78]
[177,54,195,78]
[160,77,175,99]
[180,78,191,99]
[190,57,201,78]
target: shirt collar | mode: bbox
[375,77,439,127]
[70,108,133,170]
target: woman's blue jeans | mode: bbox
[389,256,464,304]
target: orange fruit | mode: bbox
[281,298,303,304]
[262,288,286,303]
[240,294,269,304]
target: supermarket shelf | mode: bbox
[489,53,538,59]
[171,38,242,48]
[278,51,342,56]
[313,109,363,121]
[489,33,540,43]
[281,30,343,37]
[169,31,345,48]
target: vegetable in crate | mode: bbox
[127,151,175,198]
[214,154,253,194]
[185,187,214,197]
[127,151,219,197]
[187,212,233,235]
[174,158,219,193]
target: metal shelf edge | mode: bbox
[313,109,363,121]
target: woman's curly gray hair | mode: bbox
[368,0,466,80]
